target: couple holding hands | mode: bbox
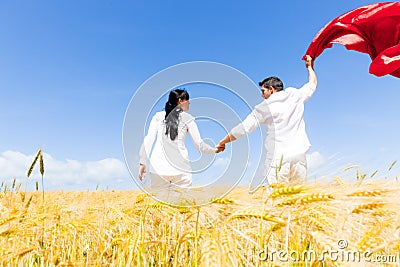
[138,56,317,191]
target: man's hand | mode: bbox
[305,55,313,68]
[304,55,317,87]
[138,164,146,181]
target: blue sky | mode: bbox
[0,1,399,190]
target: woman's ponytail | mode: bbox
[165,89,189,140]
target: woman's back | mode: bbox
[147,111,193,175]
[138,88,216,189]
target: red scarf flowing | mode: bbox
[303,2,400,78]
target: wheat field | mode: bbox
[1,176,400,266]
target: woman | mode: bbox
[138,89,216,190]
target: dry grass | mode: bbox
[1,178,400,266]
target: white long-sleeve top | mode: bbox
[139,111,215,176]
[230,82,317,162]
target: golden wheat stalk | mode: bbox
[210,197,235,204]
[271,185,303,198]
[27,149,41,177]
[347,189,387,197]
[25,195,33,209]
[352,203,385,214]
[227,209,286,224]
[389,160,397,171]
[277,196,300,206]
[357,219,392,251]
[200,238,221,266]
[16,247,35,258]
[39,152,44,177]
[370,170,378,178]
[0,215,17,226]
[148,201,172,210]
[268,182,286,189]
[299,193,334,204]
[134,193,148,204]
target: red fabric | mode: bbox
[303,2,400,78]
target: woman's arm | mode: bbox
[187,120,217,154]
[138,114,159,180]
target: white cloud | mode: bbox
[214,157,230,168]
[0,151,132,191]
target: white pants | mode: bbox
[150,173,191,191]
[266,153,307,185]
[148,173,192,203]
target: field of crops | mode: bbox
[1,177,400,266]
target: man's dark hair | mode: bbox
[258,76,284,91]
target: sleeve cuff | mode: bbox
[230,124,246,139]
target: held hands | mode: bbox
[215,134,235,153]
[215,142,225,153]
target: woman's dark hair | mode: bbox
[164,89,189,140]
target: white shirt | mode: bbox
[139,111,215,176]
[230,82,317,162]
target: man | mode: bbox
[216,55,317,189]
